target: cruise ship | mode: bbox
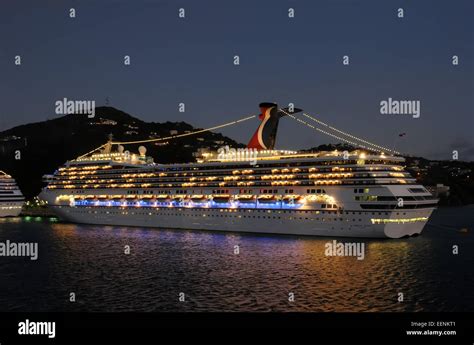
[39,103,437,238]
[0,171,25,217]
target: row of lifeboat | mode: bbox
[74,194,305,205]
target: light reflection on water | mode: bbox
[0,207,472,312]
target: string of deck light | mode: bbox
[78,114,256,159]
[78,108,400,160]
[302,112,398,154]
[301,112,400,154]
[279,109,378,152]
[113,115,256,145]
[280,109,400,155]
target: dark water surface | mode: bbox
[0,207,473,312]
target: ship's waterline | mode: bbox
[41,202,434,238]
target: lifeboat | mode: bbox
[191,195,208,203]
[236,195,255,203]
[156,195,173,202]
[257,195,278,204]
[173,196,184,203]
[84,196,98,202]
[212,195,231,203]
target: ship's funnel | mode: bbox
[138,146,147,156]
[247,102,302,150]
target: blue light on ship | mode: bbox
[73,198,302,210]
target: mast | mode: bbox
[102,134,114,154]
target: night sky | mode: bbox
[1,0,473,160]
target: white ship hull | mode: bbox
[0,201,23,217]
[0,171,24,217]
[47,204,434,238]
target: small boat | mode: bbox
[257,196,278,204]
[236,195,255,203]
[156,195,173,202]
[212,195,231,203]
[191,195,208,203]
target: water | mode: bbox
[0,207,473,312]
